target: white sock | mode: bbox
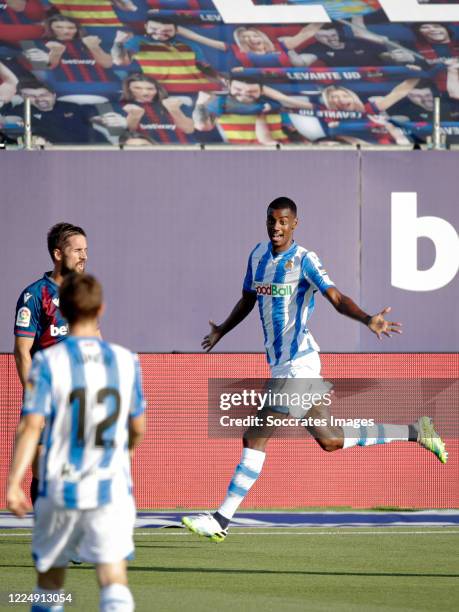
[342,424,409,449]
[100,584,134,612]
[30,587,64,611]
[217,448,266,520]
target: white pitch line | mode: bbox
[136,530,459,536]
[2,530,459,537]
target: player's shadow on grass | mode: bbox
[128,567,459,579]
[1,565,457,579]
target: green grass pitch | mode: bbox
[0,528,458,611]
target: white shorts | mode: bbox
[270,351,322,379]
[32,495,136,573]
[267,351,331,419]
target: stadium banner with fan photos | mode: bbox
[1,0,459,146]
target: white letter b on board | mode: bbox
[391,192,459,291]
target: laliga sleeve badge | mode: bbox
[16,307,31,327]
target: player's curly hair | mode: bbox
[47,223,87,262]
[267,197,297,216]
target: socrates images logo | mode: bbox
[255,283,293,297]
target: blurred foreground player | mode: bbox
[7,273,145,612]
[183,196,448,542]
[14,223,88,506]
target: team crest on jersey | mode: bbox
[52,297,59,307]
[284,260,294,272]
[16,307,31,327]
[24,292,32,304]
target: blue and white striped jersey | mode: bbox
[243,241,334,366]
[22,336,146,510]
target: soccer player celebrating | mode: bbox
[14,222,88,505]
[7,273,145,612]
[182,196,448,542]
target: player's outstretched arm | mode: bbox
[324,287,402,340]
[7,414,44,517]
[202,290,257,352]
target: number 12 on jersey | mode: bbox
[69,387,121,449]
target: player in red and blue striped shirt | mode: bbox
[14,222,89,505]
[14,223,89,367]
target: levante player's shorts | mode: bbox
[32,495,136,572]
